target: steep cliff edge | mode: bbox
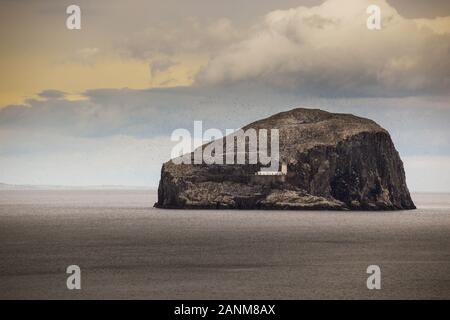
[155,108,415,210]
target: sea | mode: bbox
[0,190,449,299]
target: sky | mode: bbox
[0,0,449,191]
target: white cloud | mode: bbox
[196,0,450,96]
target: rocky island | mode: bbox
[155,108,415,210]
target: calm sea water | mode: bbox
[0,190,449,299]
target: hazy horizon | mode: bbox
[1,182,449,194]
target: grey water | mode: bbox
[0,190,449,299]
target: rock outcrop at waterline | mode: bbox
[155,108,415,210]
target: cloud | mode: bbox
[149,58,177,77]
[37,90,66,100]
[1,84,450,189]
[2,86,450,148]
[388,0,450,19]
[415,16,450,34]
[196,0,450,97]
[71,47,100,64]
[0,84,309,139]
[118,17,242,60]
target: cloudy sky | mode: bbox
[0,0,449,191]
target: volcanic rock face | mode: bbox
[155,108,415,210]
